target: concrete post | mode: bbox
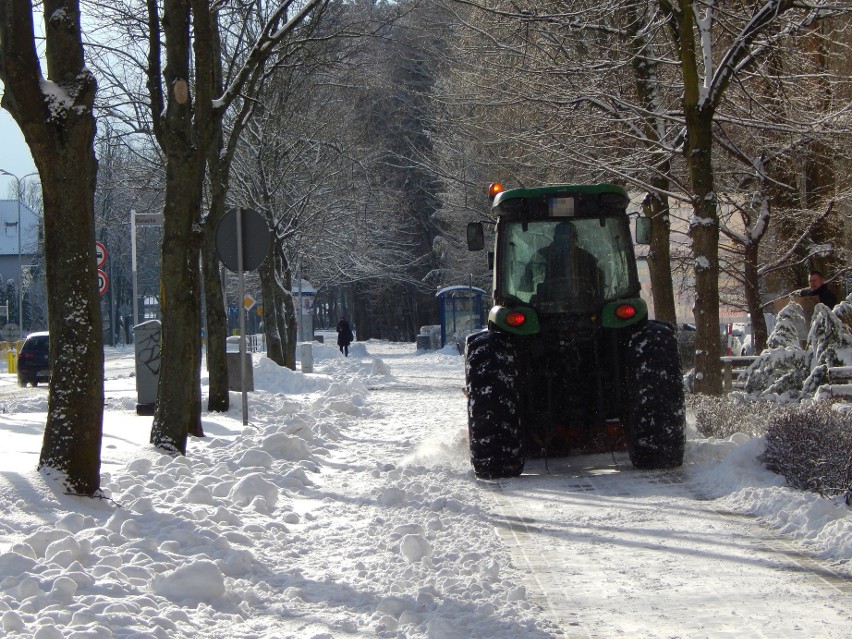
[300,343,314,373]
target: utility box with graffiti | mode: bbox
[134,320,161,416]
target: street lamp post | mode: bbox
[0,169,39,338]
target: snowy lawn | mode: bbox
[0,338,849,638]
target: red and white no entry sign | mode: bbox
[97,269,109,296]
[95,241,107,268]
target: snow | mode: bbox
[0,337,849,638]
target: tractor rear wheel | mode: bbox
[625,321,685,469]
[465,330,524,479]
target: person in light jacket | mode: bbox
[336,316,354,357]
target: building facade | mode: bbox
[0,199,41,334]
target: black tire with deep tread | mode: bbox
[625,320,686,469]
[465,330,524,479]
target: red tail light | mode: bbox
[615,304,637,320]
[505,310,527,327]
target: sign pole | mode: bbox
[131,210,138,332]
[298,263,304,342]
[109,239,116,346]
[214,206,270,428]
[236,208,249,425]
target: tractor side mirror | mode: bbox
[635,215,651,245]
[467,222,485,251]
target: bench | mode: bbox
[719,358,852,399]
[815,366,852,400]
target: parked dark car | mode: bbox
[17,331,50,387]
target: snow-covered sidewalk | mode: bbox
[0,339,849,638]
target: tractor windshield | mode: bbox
[499,217,635,311]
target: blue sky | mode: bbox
[0,109,38,185]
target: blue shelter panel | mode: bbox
[436,285,487,348]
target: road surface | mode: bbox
[490,455,851,638]
[373,342,852,639]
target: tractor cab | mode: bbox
[469,183,648,334]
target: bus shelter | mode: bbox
[436,285,487,348]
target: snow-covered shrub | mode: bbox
[742,346,808,399]
[807,303,852,367]
[763,403,852,503]
[800,302,852,394]
[687,394,775,438]
[767,301,807,349]
[686,295,852,400]
[742,299,852,400]
[834,292,852,331]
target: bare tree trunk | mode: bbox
[151,155,205,452]
[187,299,204,438]
[203,134,230,412]
[625,2,678,327]
[743,243,768,353]
[40,153,106,488]
[353,282,372,341]
[1,0,104,494]
[145,0,216,451]
[142,0,325,448]
[259,251,284,366]
[202,226,229,411]
[278,248,296,370]
[642,187,678,325]
[685,122,723,395]
[673,0,723,395]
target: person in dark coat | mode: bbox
[336,316,354,356]
[531,221,602,305]
[800,270,837,309]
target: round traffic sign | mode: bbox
[95,241,107,268]
[215,208,271,272]
[97,269,109,296]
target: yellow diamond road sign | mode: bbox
[243,294,256,310]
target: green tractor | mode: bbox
[465,183,685,479]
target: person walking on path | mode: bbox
[336,316,354,357]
